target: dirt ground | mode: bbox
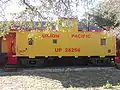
[0,67,120,90]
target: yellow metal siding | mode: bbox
[16,31,116,58]
[1,39,8,53]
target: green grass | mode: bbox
[103,81,113,89]
[103,81,120,89]
[117,82,120,86]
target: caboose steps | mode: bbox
[4,65,18,72]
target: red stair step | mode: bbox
[4,68,17,72]
[7,55,17,64]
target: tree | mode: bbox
[0,0,99,35]
[2,0,97,21]
[79,0,120,32]
[102,0,120,37]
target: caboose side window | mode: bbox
[53,39,57,44]
[101,39,106,45]
[28,38,33,45]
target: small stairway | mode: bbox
[4,52,18,72]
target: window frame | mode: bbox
[53,39,57,44]
[101,38,106,46]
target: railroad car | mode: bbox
[0,18,119,70]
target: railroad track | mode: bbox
[20,63,115,71]
[21,66,118,73]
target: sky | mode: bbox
[0,0,104,21]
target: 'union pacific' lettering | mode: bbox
[42,34,61,38]
[72,34,92,38]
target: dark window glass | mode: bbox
[53,39,57,44]
[101,39,106,45]
[28,38,33,45]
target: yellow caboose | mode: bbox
[0,18,116,67]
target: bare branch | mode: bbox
[1,0,11,4]
[22,0,43,19]
[23,0,34,11]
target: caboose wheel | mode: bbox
[115,63,120,69]
[77,56,89,65]
[0,54,7,68]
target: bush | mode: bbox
[103,81,113,89]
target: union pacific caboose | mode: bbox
[0,18,119,70]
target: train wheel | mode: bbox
[18,57,46,68]
[76,56,89,65]
[36,58,45,67]
[89,57,112,66]
[45,57,59,66]
[61,56,75,66]
[17,57,27,68]
[0,54,7,68]
[115,63,120,69]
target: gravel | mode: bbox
[0,67,120,90]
